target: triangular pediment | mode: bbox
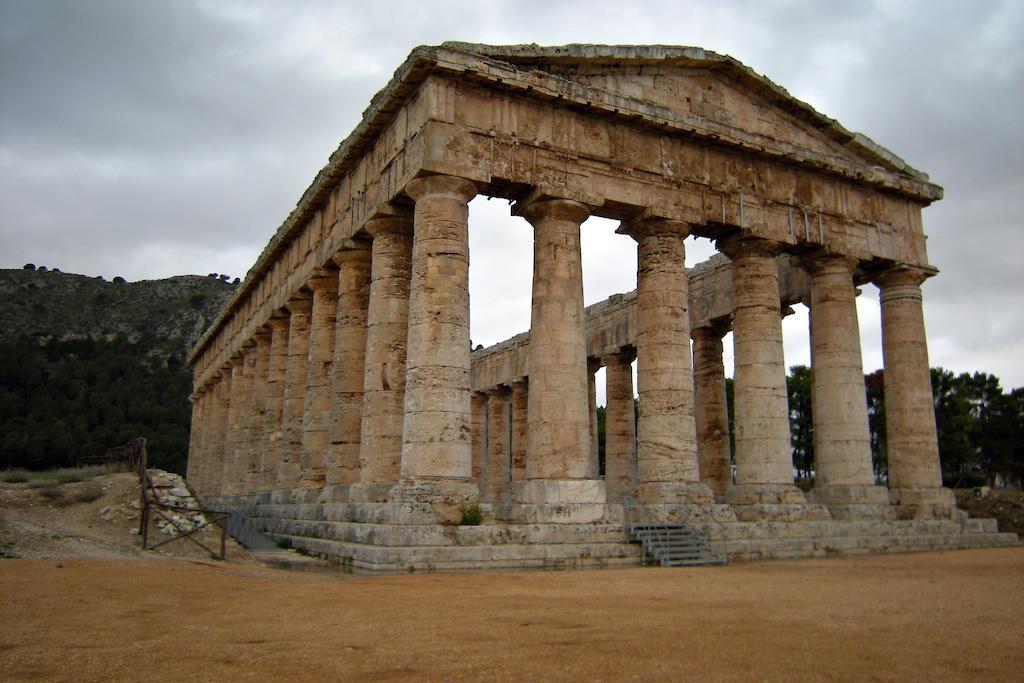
[436,43,931,185]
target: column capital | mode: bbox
[227,354,244,369]
[616,213,690,242]
[800,251,859,276]
[331,243,372,267]
[364,214,413,239]
[266,310,290,332]
[716,234,783,260]
[601,346,637,366]
[483,385,511,398]
[873,264,936,290]
[514,193,589,225]
[405,174,477,203]
[253,328,272,346]
[285,290,313,314]
[307,266,339,292]
[691,319,731,342]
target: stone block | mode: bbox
[515,478,607,505]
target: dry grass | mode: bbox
[1,464,126,485]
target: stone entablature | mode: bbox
[183,44,992,570]
[470,252,815,392]
[188,43,939,392]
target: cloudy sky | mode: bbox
[2,0,1022,391]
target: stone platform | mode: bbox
[204,493,1018,573]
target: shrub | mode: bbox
[0,469,31,483]
[69,485,104,504]
[460,502,483,526]
[23,263,35,270]
[38,485,64,502]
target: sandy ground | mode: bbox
[1,548,1022,682]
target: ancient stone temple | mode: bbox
[186,44,1016,570]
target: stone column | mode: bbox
[210,372,232,495]
[588,358,601,475]
[875,266,955,518]
[602,348,637,500]
[222,354,247,495]
[234,340,258,494]
[300,268,339,489]
[398,174,478,508]
[509,378,528,482]
[804,254,889,515]
[692,321,732,497]
[471,391,488,493]
[484,387,511,503]
[357,213,413,497]
[244,330,271,492]
[718,236,807,514]
[261,313,290,491]
[278,291,313,490]
[621,217,712,505]
[186,390,205,490]
[327,244,372,487]
[518,195,602,505]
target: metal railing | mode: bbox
[124,438,229,560]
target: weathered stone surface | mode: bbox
[602,349,636,500]
[400,175,477,485]
[300,269,338,488]
[278,291,312,489]
[184,44,993,569]
[692,322,731,496]
[518,196,594,487]
[359,214,412,487]
[326,244,371,486]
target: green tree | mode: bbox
[787,365,813,480]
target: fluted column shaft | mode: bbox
[471,391,487,490]
[186,390,204,489]
[603,349,637,500]
[484,387,511,503]
[301,269,339,488]
[222,355,247,494]
[588,359,601,475]
[624,218,709,503]
[520,198,593,483]
[876,267,951,516]
[261,314,290,490]
[327,245,372,486]
[244,331,271,492]
[806,254,874,487]
[509,379,528,482]
[693,323,732,496]
[400,175,477,482]
[278,292,313,489]
[359,215,413,487]
[720,237,794,486]
[209,373,231,495]
[234,342,258,494]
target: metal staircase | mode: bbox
[622,498,727,567]
[626,524,726,567]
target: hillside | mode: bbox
[0,267,237,474]
[0,267,237,360]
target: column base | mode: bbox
[889,487,959,520]
[515,479,607,505]
[348,482,398,503]
[390,479,479,525]
[636,481,716,505]
[807,484,896,520]
[724,483,831,522]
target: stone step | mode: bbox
[267,532,644,572]
[714,531,1017,561]
[251,516,632,547]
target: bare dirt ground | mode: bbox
[0,473,249,562]
[1,548,1021,681]
[2,475,1022,681]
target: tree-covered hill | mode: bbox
[0,267,237,473]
